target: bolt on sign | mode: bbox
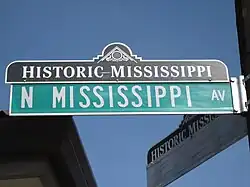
[5,42,246,116]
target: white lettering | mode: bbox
[144,66,153,77]
[94,66,103,78]
[117,86,129,107]
[93,86,104,108]
[151,149,158,162]
[22,66,34,79]
[155,86,166,107]
[111,66,125,78]
[211,90,219,101]
[167,138,174,150]
[43,66,52,78]
[180,66,186,77]
[170,86,181,107]
[21,86,33,108]
[109,86,114,107]
[127,66,132,77]
[206,66,212,77]
[147,86,152,107]
[134,66,142,78]
[53,87,65,108]
[76,67,86,78]
[88,66,93,78]
[197,66,206,77]
[187,66,196,77]
[160,66,169,77]
[218,90,225,101]
[70,86,74,108]
[211,90,225,101]
[170,66,179,77]
[186,86,192,107]
[79,86,90,108]
[153,66,159,77]
[131,85,143,107]
[52,66,63,78]
[36,67,41,78]
[64,66,75,78]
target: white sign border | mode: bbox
[8,79,239,116]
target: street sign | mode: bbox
[5,43,229,84]
[5,42,247,116]
[146,114,247,187]
[10,82,235,116]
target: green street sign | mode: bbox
[5,42,247,116]
[9,82,235,116]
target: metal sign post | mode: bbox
[235,0,250,149]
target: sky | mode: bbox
[1,0,250,187]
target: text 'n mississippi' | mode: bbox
[19,84,193,109]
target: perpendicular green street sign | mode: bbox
[10,82,234,116]
[5,42,247,116]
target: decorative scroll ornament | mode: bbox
[106,49,129,62]
[97,46,137,63]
